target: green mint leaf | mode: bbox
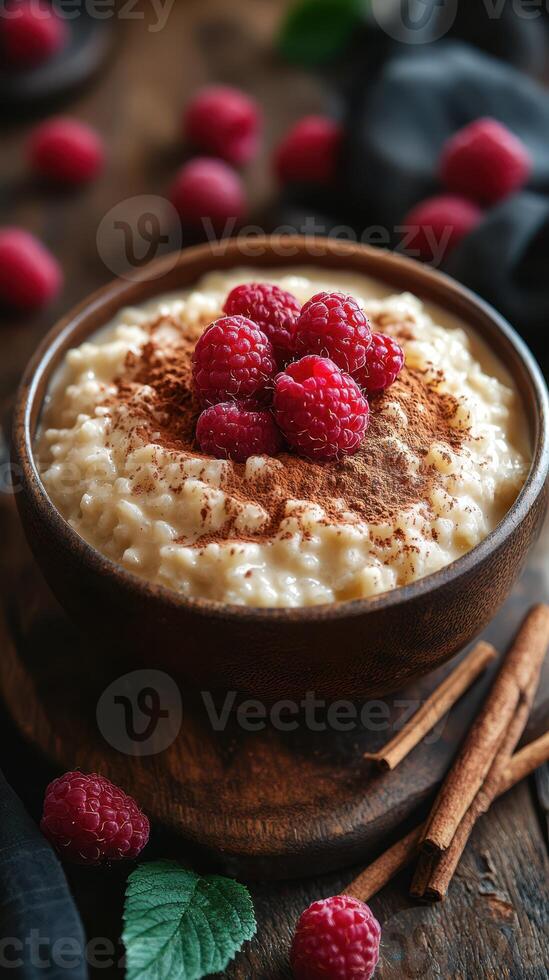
[122,861,256,980]
[278,0,364,66]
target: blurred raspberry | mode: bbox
[170,157,247,233]
[274,115,342,185]
[1,0,68,68]
[402,194,483,263]
[192,315,276,407]
[184,85,261,166]
[273,355,369,461]
[196,402,283,462]
[440,117,532,205]
[353,332,404,395]
[294,291,372,374]
[290,895,381,980]
[28,117,105,185]
[41,771,149,866]
[0,228,62,311]
[223,282,301,366]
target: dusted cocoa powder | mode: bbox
[109,311,468,545]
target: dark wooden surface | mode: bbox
[1,3,548,978]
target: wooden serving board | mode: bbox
[1,495,547,881]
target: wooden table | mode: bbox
[1,3,548,977]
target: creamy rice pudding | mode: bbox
[36,268,530,607]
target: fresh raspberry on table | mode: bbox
[274,115,343,185]
[196,402,283,462]
[184,85,261,166]
[41,771,150,866]
[223,282,301,366]
[0,227,62,311]
[402,194,482,263]
[273,355,369,462]
[28,117,105,186]
[439,117,532,205]
[170,157,247,233]
[192,315,277,407]
[294,291,372,375]
[290,895,381,980]
[1,0,69,68]
[353,333,405,395]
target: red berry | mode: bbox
[41,771,150,866]
[28,117,105,186]
[184,85,261,166]
[196,402,283,463]
[353,332,405,395]
[275,115,342,185]
[223,282,301,366]
[291,895,381,980]
[192,315,276,407]
[273,355,369,462]
[0,228,62,311]
[402,194,482,263]
[439,117,532,205]
[1,0,68,68]
[170,158,246,233]
[294,291,372,375]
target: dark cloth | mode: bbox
[446,191,549,348]
[0,770,87,979]
[337,42,549,360]
[342,42,549,229]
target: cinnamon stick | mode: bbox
[501,730,549,791]
[420,605,549,854]
[409,852,435,900]
[364,642,496,771]
[422,662,546,901]
[343,727,549,903]
[343,827,421,903]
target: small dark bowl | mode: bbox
[12,238,549,701]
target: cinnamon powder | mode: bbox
[108,312,468,545]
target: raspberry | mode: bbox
[294,291,372,375]
[192,315,276,407]
[196,402,283,463]
[40,771,150,866]
[223,282,301,366]
[170,158,247,233]
[28,117,105,186]
[353,333,405,395]
[1,0,68,68]
[184,85,261,166]
[290,895,381,980]
[439,117,532,205]
[273,356,369,462]
[275,115,342,185]
[0,228,62,311]
[402,194,482,263]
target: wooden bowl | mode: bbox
[12,238,549,701]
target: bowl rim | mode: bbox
[13,236,549,623]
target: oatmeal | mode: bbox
[36,268,530,607]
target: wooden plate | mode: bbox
[1,497,547,880]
